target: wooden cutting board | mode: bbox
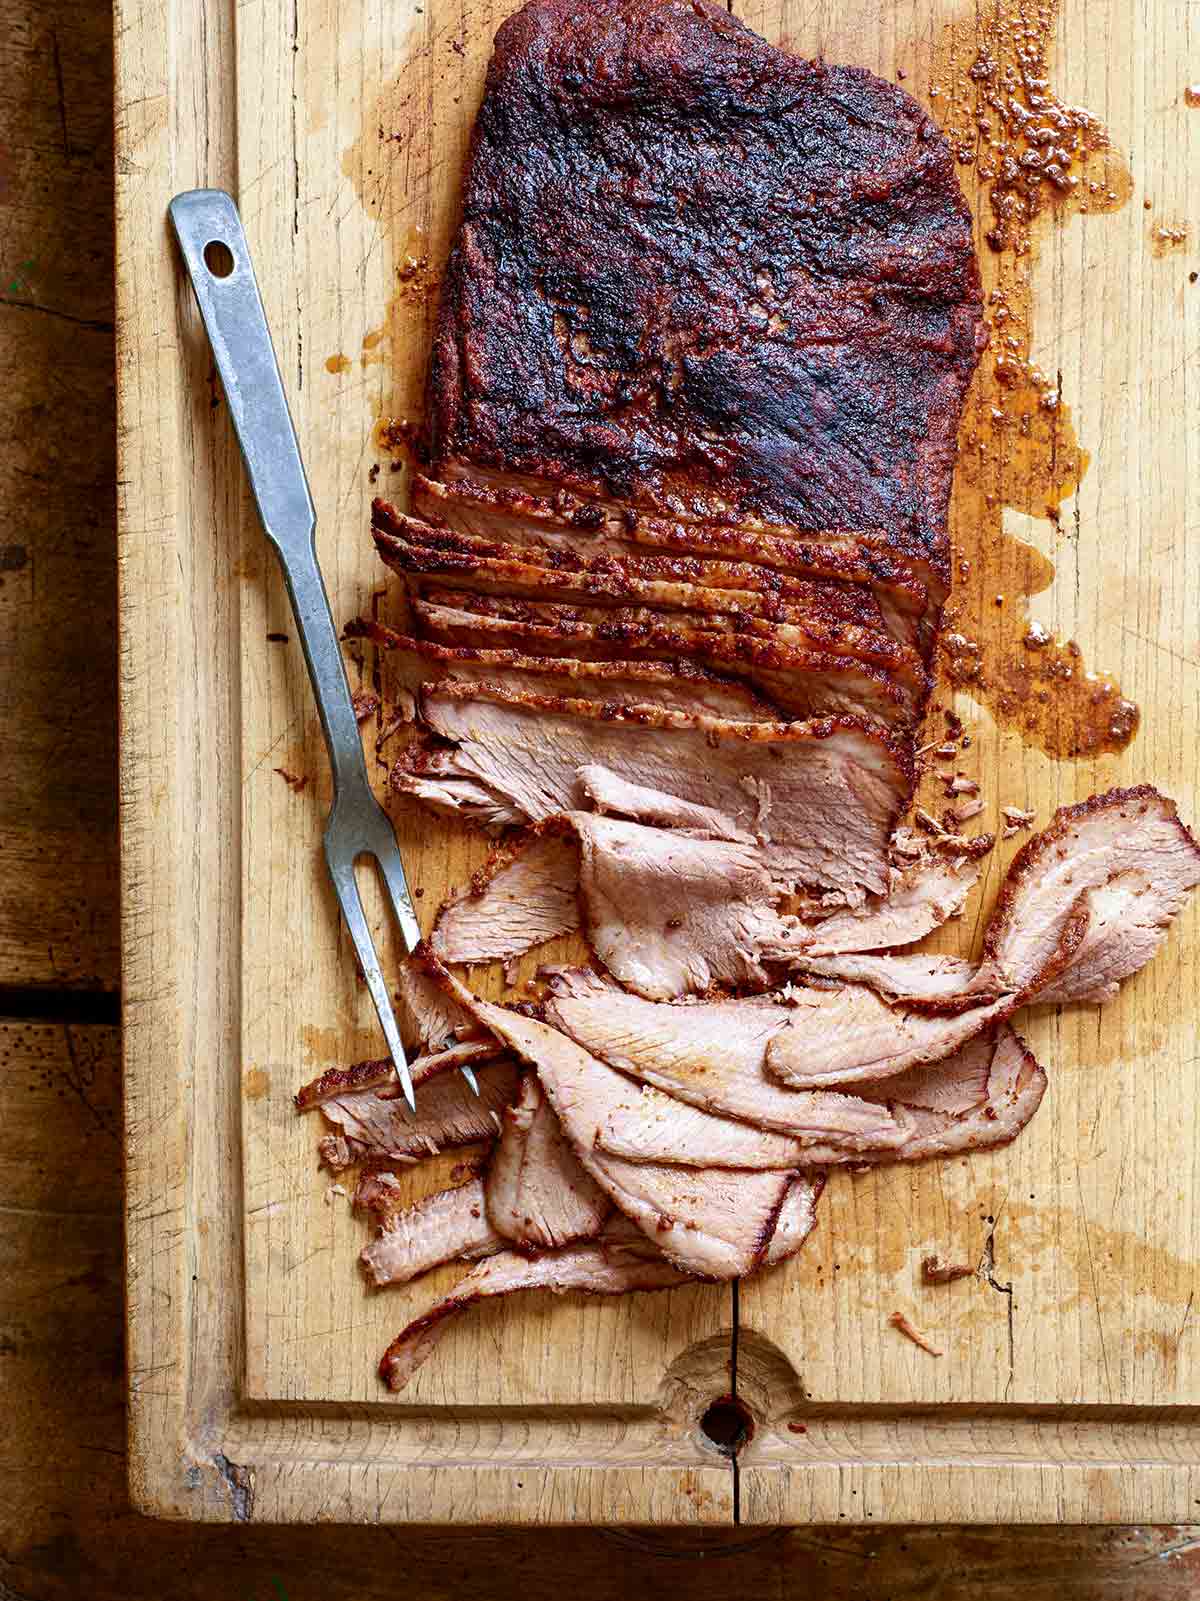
[115,0,1200,1525]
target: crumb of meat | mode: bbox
[1001,805,1036,839]
[449,1158,485,1183]
[953,796,984,823]
[947,776,979,797]
[352,690,380,724]
[375,692,418,753]
[935,831,995,860]
[274,767,310,793]
[324,1183,348,1206]
[890,826,926,861]
[914,806,946,836]
[503,956,521,987]
[889,1310,943,1356]
[934,743,958,759]
[921,1255,974,1285]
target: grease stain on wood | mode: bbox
[1150,221,1190,255]
[932,0,1138,759]
[243,1067,272,1101]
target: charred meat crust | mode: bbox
[408,679,915,782]
[379,1296,470,1387]
[411,591,931,710]
[375,532,918,669]
[409,600,917,723]
[429,0,985,583]
[374,496,915,626]
[294,1039,502,1111]
[294,1059,393,1111]
[411,474,935,613]
[346,616,782,717]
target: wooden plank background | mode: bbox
[5,0,1200,1576]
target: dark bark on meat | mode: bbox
[428,0,985,581]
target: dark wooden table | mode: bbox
[2,3,1199,1592]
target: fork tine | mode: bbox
[458,1062,481,1096]
[327,857,416,1110]
[369,831,423,954]
[367,832,483,1100]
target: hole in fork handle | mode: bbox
[203,239,235,277]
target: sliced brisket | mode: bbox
[485,1072,611,1249]
[546,987,909,1148]
[472,1000,793,1279]
[411,597,915,725]
[351,616,779,720]
[378,1234,691,1393]
[395,683,910,899]
[359,1177,505,1288]
[310,1057,521,1173]
[433,824,581,965]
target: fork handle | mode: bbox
[168,188,367,804]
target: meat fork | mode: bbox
[169,188,476,1109]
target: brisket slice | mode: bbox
[395,955,482,1051]
[412,473,932,640]
[394,683,911,899]
[983,787,1200,1003]
[380,535,896,642]
[763,1175,825,1266]
[798,1025,1046,1166]
[571,812,781,998]
[485,1071,611,1249]
[544,987,909,1147]
[295,1038,503,1112]
[378,1233,691,1393]
[793,951,996,1012]
[411,598,914,726]
[777,855,981,957]
[376,498,902,635]
[410,584,926,688]
[310,1057,521,1173]
[348,616,779,720]
[472,1000,793,1279]
[428,0,984,584]
[762,982,1013,1091]
[433,823,581,965]
[595,1081,815,1169]
[359,1177,505,1287]
[578,765,754,841]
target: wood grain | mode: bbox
[115,0,1200,1525]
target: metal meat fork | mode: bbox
[170,187,476,1110]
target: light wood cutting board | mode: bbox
[115,0,1200,1525]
